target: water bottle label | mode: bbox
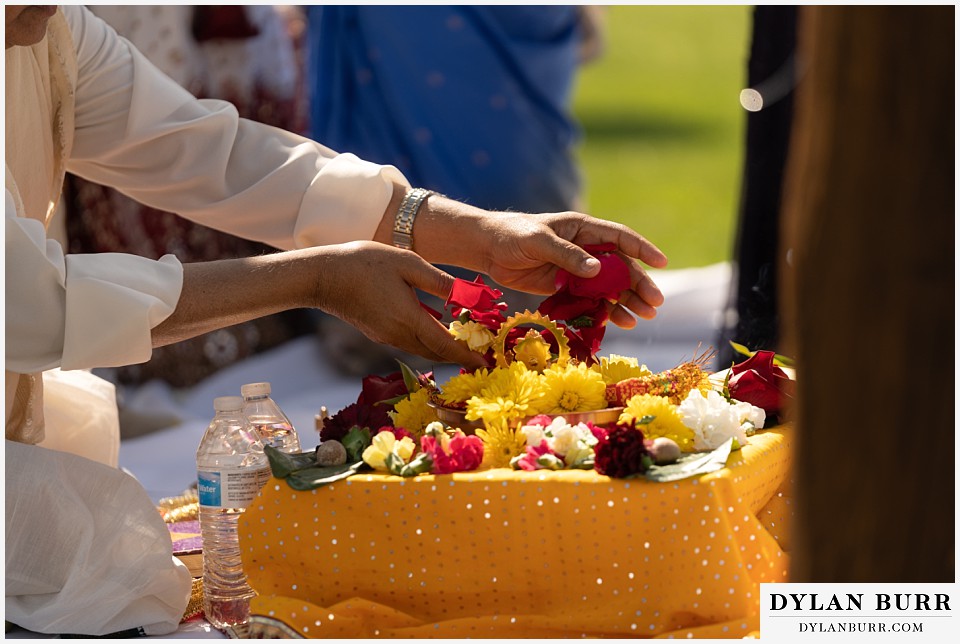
[197,467,271,509]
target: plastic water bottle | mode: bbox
[241,382,301,453]
[196,396,271,629]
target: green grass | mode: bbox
[573,6,751,269]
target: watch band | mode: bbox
[392,188,434,251]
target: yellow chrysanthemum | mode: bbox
[592,354,653,384]
[388,388,437,437]
[537,363,607,415]
[495,362,547,404]
[439,367,493,406]
[619,394,696,452]
[476,420,527,469]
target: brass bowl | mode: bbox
[427,402,624,435]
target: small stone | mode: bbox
[650,437,681,464]
[315,440,347,466]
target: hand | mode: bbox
[473,211,669,328]
[315,241,488,369]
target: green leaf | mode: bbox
[728,341,796,368]
[376,394,408,408]
[264,445,319,479]
[637,415,656,425]
[721,368,733,402]
[285,461,367,491]
[644,438,733,483]
[397,360,422,394]
[342,426,372,463]
[386,451,433,477]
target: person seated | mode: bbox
[5,5,666,636]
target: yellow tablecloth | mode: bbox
[239,425,793,638]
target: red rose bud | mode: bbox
[357,371,408,407]
[728,350,794,415]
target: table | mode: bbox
[238,425,793,638]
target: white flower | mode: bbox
[449,320,496,353]
[678,389,749,451]
[518,416,599,463]
[550,424,580,456]
[733,400,765,432]
[520,423,546,446]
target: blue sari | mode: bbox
[306,6,583,213]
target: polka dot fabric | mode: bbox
[239,426,793,638]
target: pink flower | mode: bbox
[420,430,484,475]
[524,415,555,428]
[585,422,609,443]
[728,350,795,416]
[514,440,558,472]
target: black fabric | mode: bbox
[717,6,799,367]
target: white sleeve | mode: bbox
[62,4,406,251]
[5,192,182,373]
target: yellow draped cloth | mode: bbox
[239,425,793,638]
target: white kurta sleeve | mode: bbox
[5,198,182,373]
[63,4,406,251]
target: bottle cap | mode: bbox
[241,382,271,398]
[214,396,245,412]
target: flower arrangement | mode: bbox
[294,251,794,487]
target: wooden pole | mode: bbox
[781,5,954,582]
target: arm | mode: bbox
[152,242,487,369]
[370,185,669,327]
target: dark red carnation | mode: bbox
[594,425,651,478]
[319,402,360,442]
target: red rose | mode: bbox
[594,425,651,478]
[357,371,408,407]
[538,293,608,325]
[445,275,503,312]
[727,350,795,416]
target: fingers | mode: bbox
[600,220,669,271]
[550,215,669,275]
[413,313,489,370]
[385,253,488,369]
[622,253,665,309]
